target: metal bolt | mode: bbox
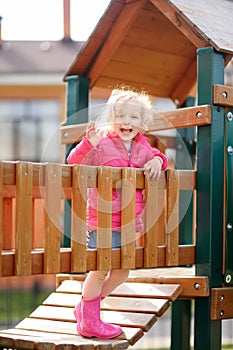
[227,111,233,121]
[222,91,228,99]
[220,310,224,317]
[63,132,69,138]
[194,283,200,290]
[196,112,202,118]
[227,223,233,231]
[219,295,225,302]
[227,146,233,156]
[225,274,232,284]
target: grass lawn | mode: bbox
[0,288,51,325]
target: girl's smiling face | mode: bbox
[113,102,144,141]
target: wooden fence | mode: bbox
[0,161,196,277]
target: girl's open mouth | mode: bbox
[120,127,132,134]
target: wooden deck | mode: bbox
[0,275,183,349]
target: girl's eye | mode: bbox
[131,115,140,119]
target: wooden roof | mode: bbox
[64,0,233,106]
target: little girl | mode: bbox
[67,87,168,339]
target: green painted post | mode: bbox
[195,47,225,350]
[171,96,195,350]
[63,75,90,247]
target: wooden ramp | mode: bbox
[0,279,182,350]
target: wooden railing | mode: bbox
[0,161,196,277]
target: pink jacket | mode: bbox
[67,131,168,232]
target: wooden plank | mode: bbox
[60,105,211,144]
[147,105,211,132]
[1,244,195,277]
[43,163,62,274]
[2,198,13,249]
[15,318,144,346]
[97,167,112,271]
[1,169,195,196]
[43,292,169,317]
[143,178,159,267]
[213,84,233,107]
[30,303,160,327]
[166,170,179,266]
[112,282,182,302]
[15,162,33,275]
[55,279,182,301]
[56,268,209,298]
[0,328,130,350]
[0,331,35,350]
[210,287,233,320]
[2,161,16,185]
[102,297,169,317]
[128,267,209,298]
[71,165,87,272]
[121,168,136,269]
[157,189,166,246]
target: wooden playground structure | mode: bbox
[0,0,233,349]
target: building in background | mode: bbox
[0,0,84,163]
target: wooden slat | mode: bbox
[43,291,169,318]
[15,162,33,275]
[211,287,233,320]
[15,318,145,346]
[101,297,169,317]
[121,168,136,269]
[60,105,211,144]
[143,178,159,267]
[112,282,182,302]
[2,198,13,249]
[53,280,182,302]
[28,306,157,334]
[0,328,129,349]
[213,84,233,107]
[148,104,211,132]
[128,267,209,298]
[29,304,157,332]
[2,163,195,191]
[166,170,179,266]
[1,244,195,277]
[97,166,112,270]
[55,268,210,298]
[43,164,62,274]
[71,165,87,272]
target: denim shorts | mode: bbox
[87,230,121,249]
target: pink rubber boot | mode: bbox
[78,296,122,339]
[73,296,105,333]
[73,301,82,333]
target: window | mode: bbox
[0,99,61,162]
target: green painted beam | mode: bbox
[63,75,90,248]
[195,47,225,350]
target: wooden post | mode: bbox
[15,162,33,276]
[44,163,62,274]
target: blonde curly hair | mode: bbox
[96,87,154,132]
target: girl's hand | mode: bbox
[144,157,163,180]
[86,121,104,147]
